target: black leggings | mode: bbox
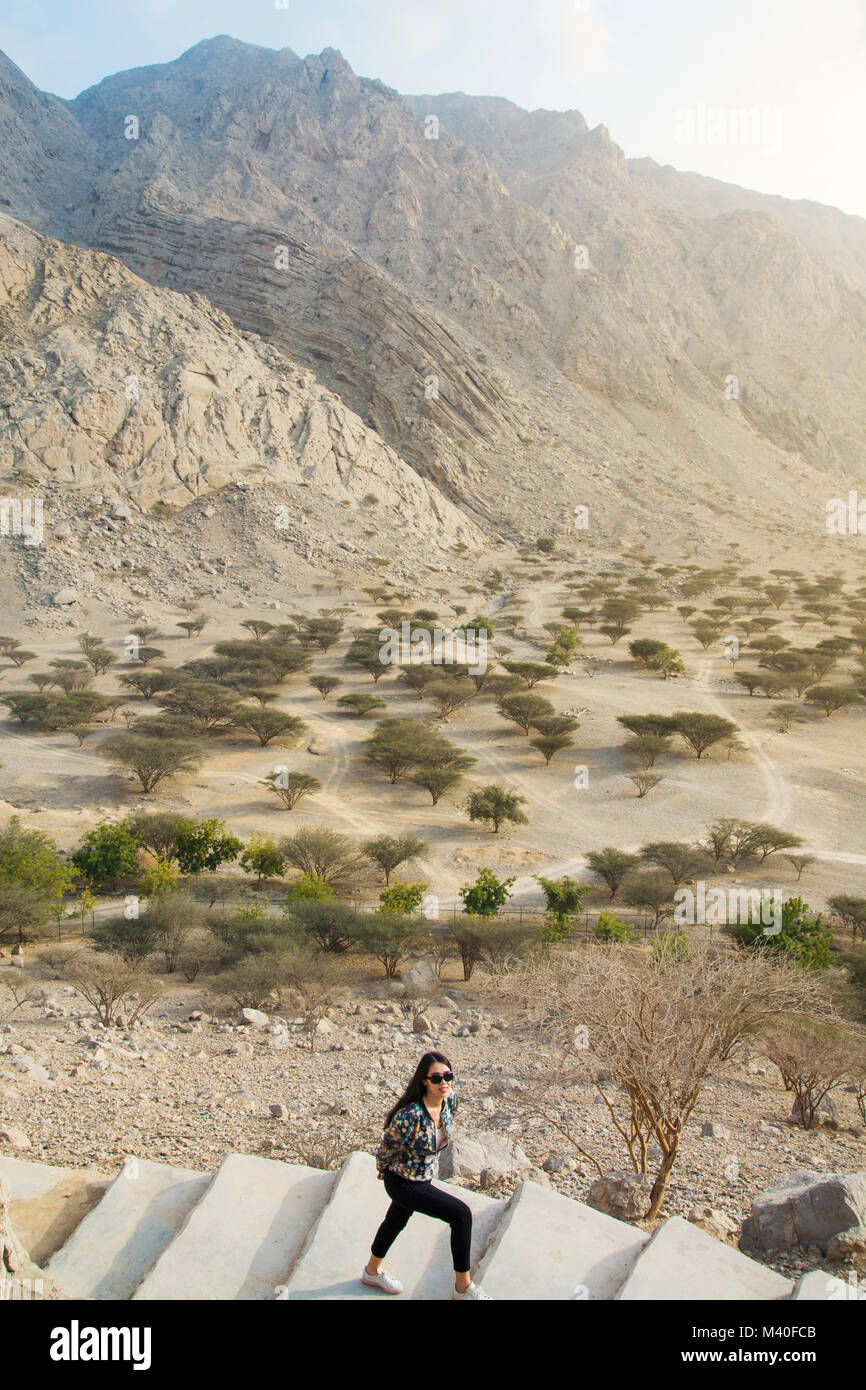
[371,1170,473,1272]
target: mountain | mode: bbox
[0,213,487,615]
[0,35,864,570]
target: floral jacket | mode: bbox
[375,1092,458,1181]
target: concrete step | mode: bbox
[0,1155,110,1267]
[281,1152,506,1301]
[474,1180,649,1300]
[617,1216,794,1300]
[46,1157,210,1300]
[133,1153,335,1301]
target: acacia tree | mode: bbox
[640,841,713,885]
[409,766,466,804]
[500,661,558,689]
[497,944,828,1219]
[827,895,866,944]
[336,693,387,717]
[263,771,322,810]
[805,685,863,717]
[623,734,672,768]
[496,693,555,734]
[363,719,462,784]
[362,834,429,887]
[585,848,640,900]
[280,826,363,890]
[239,709,306,746]
[529,733,575,766]
[310,676,342,699]
[466,785,528,834]
[672,712,739,759]
[99,734,203,794]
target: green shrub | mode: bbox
[593,910,637,943]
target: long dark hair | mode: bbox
[384,1051,453,1129]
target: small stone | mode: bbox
[542,1154,574,1174]
[226,1089,258,1113]
[687,1205,739,1241]
[269,1103,289,1120]
[0,1124,31,1151]
[701,1122,732,1140]
[826,1228,866,1261]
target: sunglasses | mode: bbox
[427,1072,453,1084]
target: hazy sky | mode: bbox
[2,0,864,217]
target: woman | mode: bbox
[362,1051,491,1300]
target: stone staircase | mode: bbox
[0,1152,844,1301]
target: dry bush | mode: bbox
[61,953,166,1026]
[0,970,40,1022]
[216,952,288,1011]
[36,944,83,979]
[279,1115,380,1171]
[145,890,201,973]
[424,933,456,978]
[215,946,348,1048]
[761,1018,866,1129]
[400,980,441,1025]
[282,948,351,1051]
[496,941,831,1219]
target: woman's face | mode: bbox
[423,1061,452,1102]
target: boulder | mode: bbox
[412,1013,432,1034]
[740,1170,866,1254]
[52,587,78,606]
[238,1008,269,1028]
[587,1172,653,1222]
[438,1130,533,1183]
[790,1091,840,1129]
[403,959,439,991]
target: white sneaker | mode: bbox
[362,1266,404,1294]
[452,1282,491,1300]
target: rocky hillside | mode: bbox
[0,37,864,563]
[0,213,488,612]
